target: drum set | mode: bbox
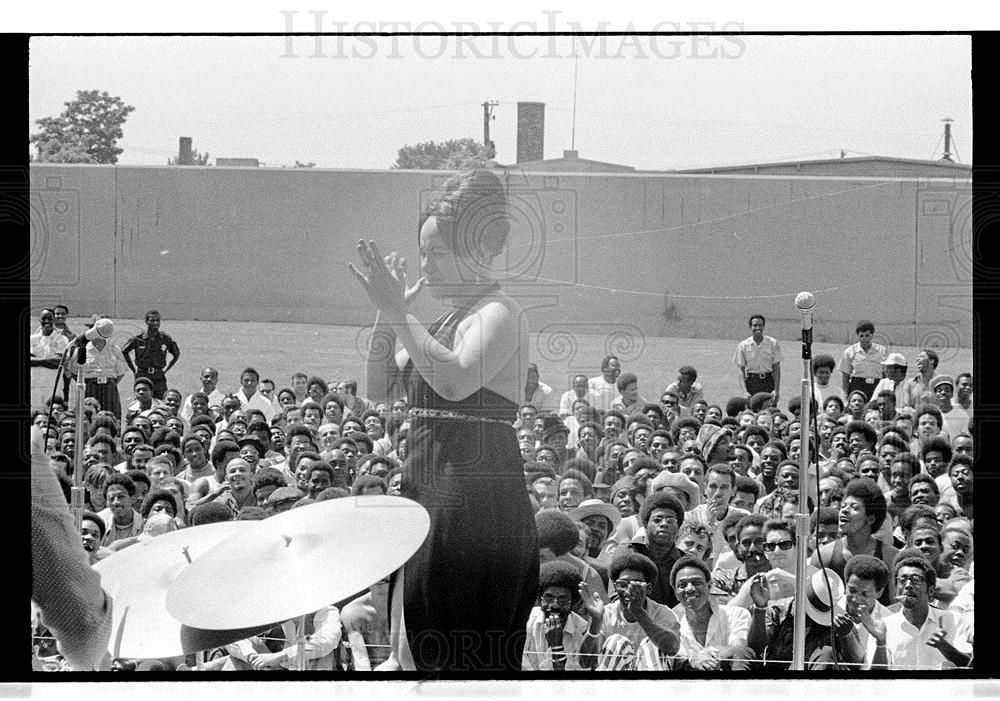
[92,495,429,670]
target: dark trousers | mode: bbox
[848,376,878,402]
[135,368,168,399]
[84,378,122,419]
[745,372,775,396]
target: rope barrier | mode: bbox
[520,647,973,671]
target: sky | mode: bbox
[27,32,972,171]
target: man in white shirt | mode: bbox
[181,367,225,422]
[930,375,971,440]
[222,606,343,670]
[658,555,752,670]
[683,464,748,568]
[29,308,70,410]
[560,374,599,418]
[838,320,888,401]
[593,549,681,671]
[810,354,844,408]
[236,366,277,423]
[872,353,909,411]
[588,355,621,415]
[521,560,604,671]
[867,550,971,670]
[835,554,892,669]
[524,363,557,414]
[733,314,782,404]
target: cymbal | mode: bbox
[94,521,282,658]
[166,495,429,630]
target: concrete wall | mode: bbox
[30,164,972,348]
[677,159,971,178]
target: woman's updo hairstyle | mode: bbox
[420,169,510,272]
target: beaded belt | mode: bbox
[408,407,512,425]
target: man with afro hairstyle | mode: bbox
[872,549,971,669]
[661,554,753,670]
[810,476,900,606]
[536,510,609,605]
[837,554,891,669]
[521,560,604,670]
[590,547,681,671]
[633,492,686,607]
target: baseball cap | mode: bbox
[881,353,907,367]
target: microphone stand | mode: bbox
[791,320,812,671]
[71,342,88,533]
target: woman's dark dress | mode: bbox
[398,288,538,672]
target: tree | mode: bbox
[294,160,316,168]
[393,138,490,170]
[168,148,211,166]
[30,90,136,164]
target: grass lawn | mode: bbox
[70,317,973,414]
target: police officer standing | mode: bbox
[122,310,180,399]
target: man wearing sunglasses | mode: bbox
[591,548,681,671]
[521,561,604,670]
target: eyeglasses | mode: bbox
[762,540,795,552]
[895,574,926,586]
[649,516,679,526]
[614,580,650,592]
[540,594,572,607]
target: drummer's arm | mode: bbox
[282,606,342,665]
[341,598,373,671]
[386,301,517,401]
[225,637,259,662]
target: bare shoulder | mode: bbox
[462,288,523,325]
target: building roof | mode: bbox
[509,150,635,173]
[671,155,971,176]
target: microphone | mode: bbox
[795,292,814,351]
[73,317,114,347]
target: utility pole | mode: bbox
[571,55,579,151]
[941,118,954,162]
[482,100,498,159]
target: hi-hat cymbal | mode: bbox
[166,496,429,630]
[94,521,282,658]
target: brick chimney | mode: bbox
[178,137,193,165]
[516,102,544,163]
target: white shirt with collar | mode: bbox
[237,388,277,422]
[670,597,751,657]
[868,605,968,670]
[588,376,617,414]
[526,382,557,413]
[601,598,680,652]
[180,388,226,422]
[521,606,590,671]
[560,388,602,418]
[839,598,891,670]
